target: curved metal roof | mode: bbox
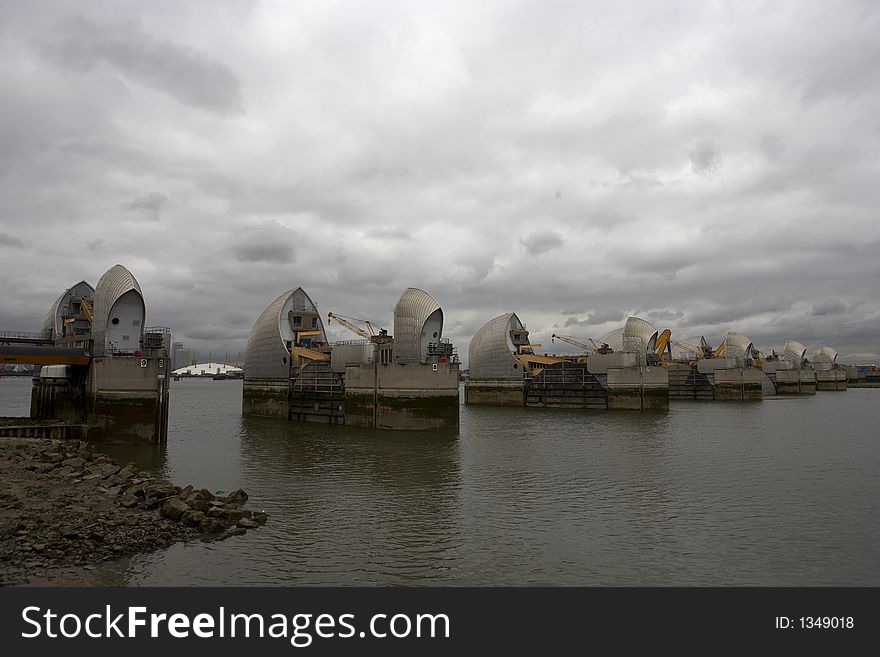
[812,345,838,364]
[598,327,624,352]
[91,265,144,357]
[245,287,325,380]
[468,313,524,380]
[393,287,442,363]
[724,331,754,360]
[40,280,94,339]
[622,316,658,353]
[671,335,705,360]
[783,340,807,362]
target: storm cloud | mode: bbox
[1,1,878,363]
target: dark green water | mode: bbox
[2,376,878,585]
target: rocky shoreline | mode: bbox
[1,436,267,586]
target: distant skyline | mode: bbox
[1,1,878,364]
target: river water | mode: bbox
[1,376,878,585]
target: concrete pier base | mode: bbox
[713,369,764,400]
[464,380,524,406]
[242,377,290,419]
[815,369,848,391]
[774,369,817,395]
[87,357,170,443]
[605,367,669,410]
[30,357,170,443]
[345,362,460,431]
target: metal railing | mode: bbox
[144,326,171,334]
[0,330,49,340]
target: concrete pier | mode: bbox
[345,362,460,431]
[86,357,170,442]
[604,366,669,410]
[242,377,292,419]
[815,369,848,391]
[465,380,525,406]
[24,265,171,444]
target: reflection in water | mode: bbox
[234,417,462,584]
[2,377,879,585]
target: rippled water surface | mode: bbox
[2,376,878,585]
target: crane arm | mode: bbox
[550,333,593,351]
[327,312,387,340]
[80,298,93,322]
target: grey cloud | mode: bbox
[589,308,625,324]
[689,142,722,177]
[520,231,564,255]
[563,316,591,329]
[0,232,28,248]
[232,222,296,264]
[1,2,879,364]
[759,134,786,160]
[810,300,847,316]
[647,309,684,323]
[123,192,168,221]
[40,16,243,115]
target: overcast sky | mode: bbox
[1,0,878,364]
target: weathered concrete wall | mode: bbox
[345,362,459,431]
[585,352,638,374]
[774,369,817,395]
[774,369,801,394]
[799,370,817,394]
[815,369,848,391]
[242,377,289,419]
[696,358,738,374]
[760,371,777,396]
[713,369,764,401]
[86,357,170,443]
[464,380,524,406]
[605,367,668,410]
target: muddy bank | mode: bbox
[1,436,267,586]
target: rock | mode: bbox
[225,489,248,506]
[188,499,211,513]
[61,528,80,539]
[215,527,247,541]
[222,509,251,523]
[99,464,121,478]
[123,484,146,498]
[147,483,179,499]
[117,464,138,480]
[199,518,225,534]
[237,518,259,528]
[181,510,206,527]
[140,497,161,510]
[252,511,268,525]
[61,457,86,469]
[119,496,139,509]
[160,499,190,521]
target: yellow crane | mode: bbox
[80,298,93,322]
[653,329,672,361]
